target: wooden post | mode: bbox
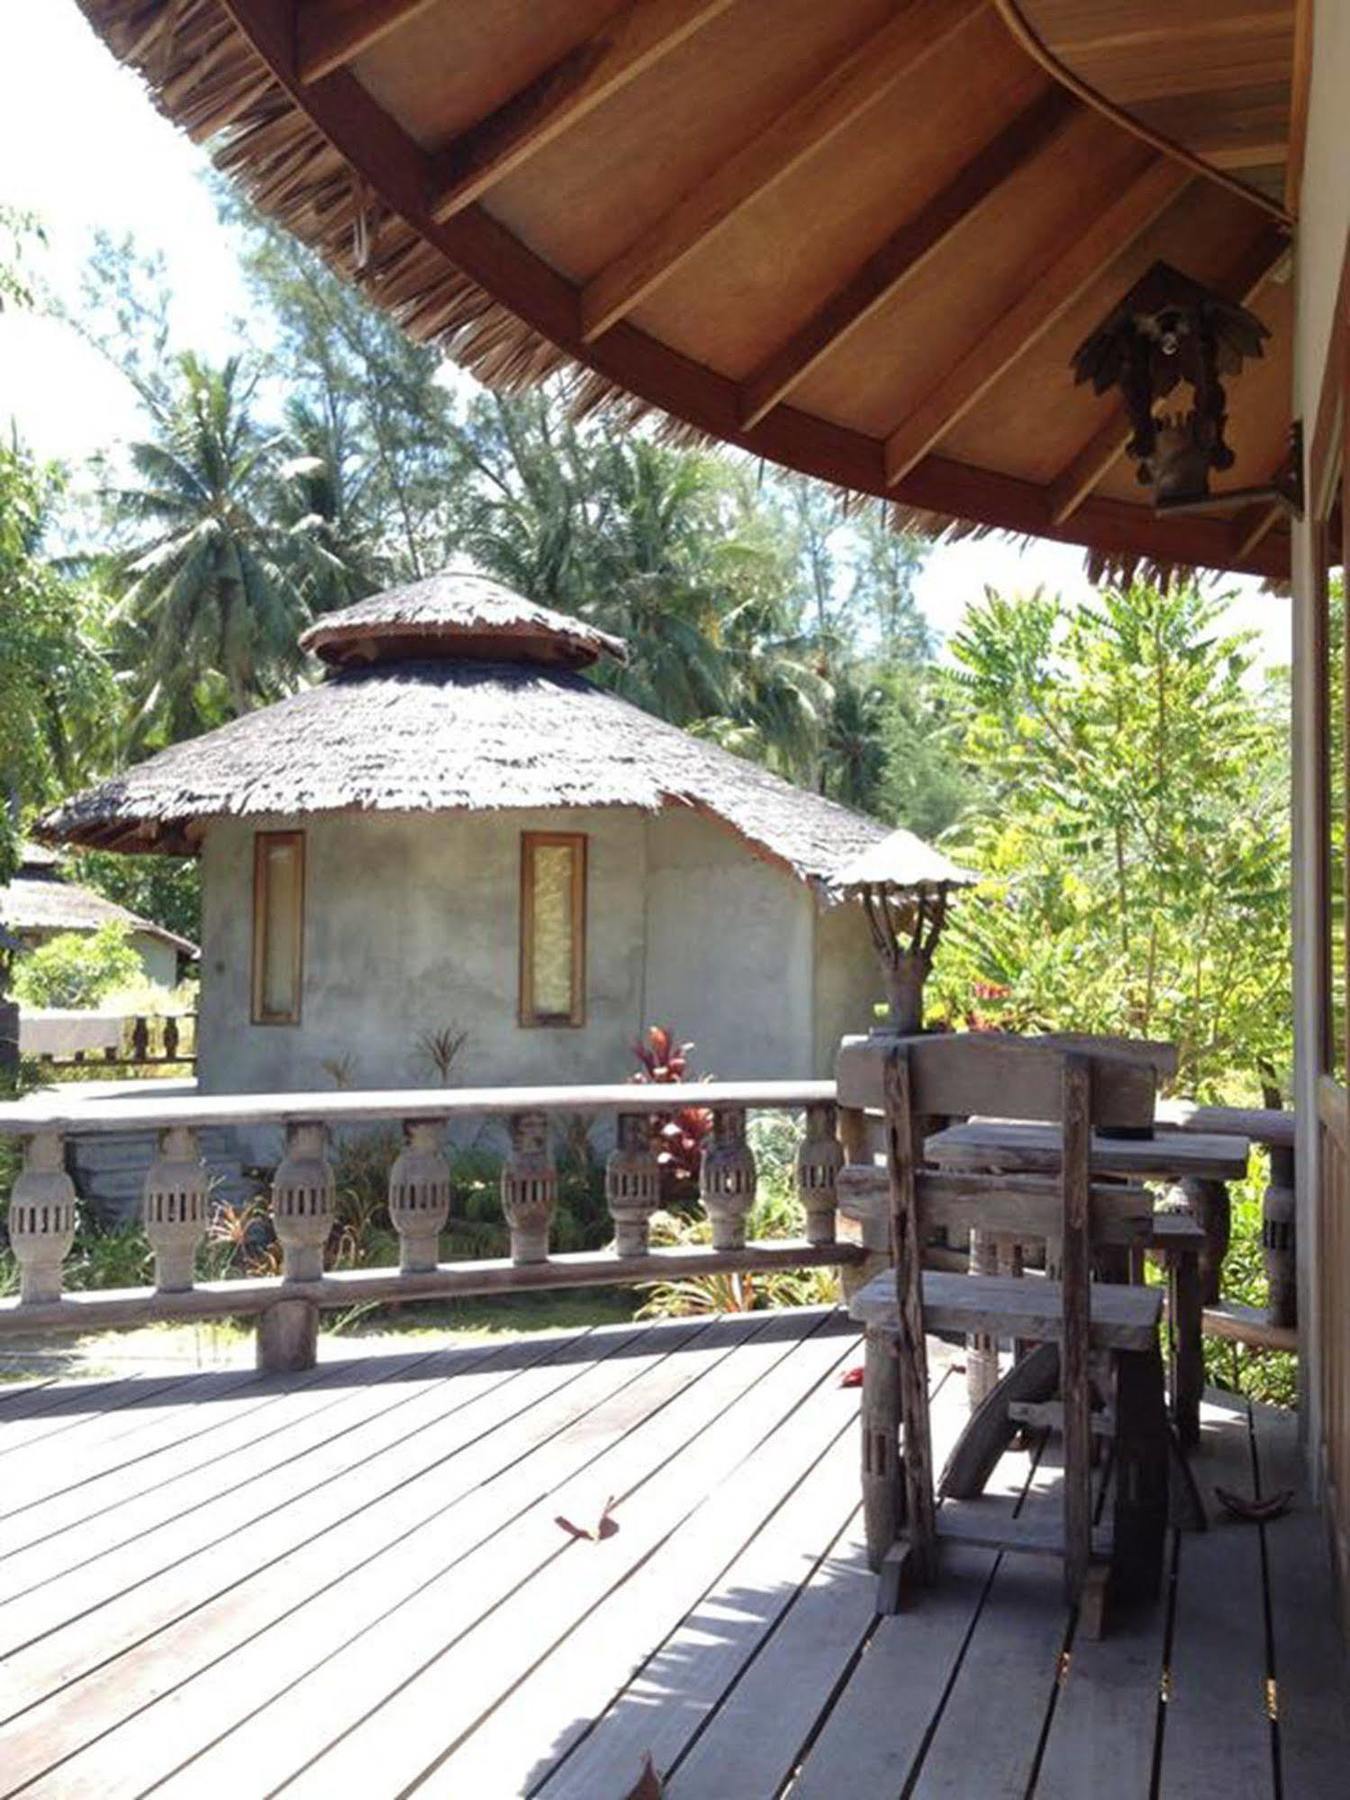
[606,1112,660,1257]
[1061,1054,1093,1607]
[882,1047,936,1585]
[965,1227,1000,1409]
[271,1121,334,1282]
[8,1130,77,1304]
[700,1107,757,1250]
[861,1324,903,1571]
[257,1296,319,1373]
[388,1119,451,1273]
[796,1101,844,1246]
[142,1125,209,1292]
[502,1110,557,1264]
[1181,1175,1231,1306]
[1169,1245,1204,1449]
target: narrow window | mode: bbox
[251,831,305,1025]
[520,833,586,1026]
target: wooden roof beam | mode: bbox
[883,157,1191,487]
[295,0,439,86]
[1047,222,1293,525]
[738,87,1079,433]
[578,0,985,343]
[426,0,738,225]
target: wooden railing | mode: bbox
[0,1081,859,1372]
[30,1012,197,1072]
[1317,1076,1350,1600]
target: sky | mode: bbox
[0,0,1292,665]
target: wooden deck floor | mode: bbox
[0,1308,1345,1798]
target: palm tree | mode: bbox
[271,398,386,617]
[105,353,306,730]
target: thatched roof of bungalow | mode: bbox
[2,846,198,956]
[41,570,890,894]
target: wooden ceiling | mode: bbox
[81,0,1310,579]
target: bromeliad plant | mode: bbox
[629,1025,712,1208]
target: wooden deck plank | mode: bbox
[668,1354,988,1800]
[11,1316,767,1796]
[265,1315,852,1798]
[1251,1403,1350,1797]
[0,1322,638,1728]
[905,1438,1070,1800]
[1157,1393,1275,1799]
[439,1332,902,1798]
[0,1372,169,1443]
[787,1375,1042,1800]
[0,1328,586,1642]
[0,1344,493,1576]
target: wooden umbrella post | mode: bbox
[859,880,953,1035]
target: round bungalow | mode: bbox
[41,569,902,1097]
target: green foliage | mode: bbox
[73,851,201,943]
[11,922,142,1010]
[932,581,1291,1100]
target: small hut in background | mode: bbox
[41,569,922,1098]
[1,843,197,990]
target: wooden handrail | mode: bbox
[0,1077,835,1138]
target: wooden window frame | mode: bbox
[251,830,306,1026]
[518,832,587,1028]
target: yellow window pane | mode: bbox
[257,836,302,1021]
[530,843,576,1019]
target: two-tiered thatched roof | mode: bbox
[42,571,890,891]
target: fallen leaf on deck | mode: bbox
[1214,1485,1295,1524]
[555,1495,618,1541]
[840,1365,865,1388]
[624,1753,663,1798]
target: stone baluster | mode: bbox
[606,1113,661,1257]
[388,1119,452,1274]
[8,1130,77,1304]
[271,1121,334,1282]
[163,1016,181,1062]
[501,1110,557,1264]
[142,1125,210,1292]
[700,1107,757,1251]
[796,1102,843,1246]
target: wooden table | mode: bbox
[923,1120,1252,1448]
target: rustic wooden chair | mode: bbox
[838,1032,1170,1633]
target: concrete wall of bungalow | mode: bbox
[197,805,878,1161]
[1290,2,1350,1453]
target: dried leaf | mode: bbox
[624,1753,663,1798]
[1214,1485,1295,1524]
[555,1494,618,1542]
[839,1365,865,1388]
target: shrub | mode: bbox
[629,1025,712,1206]
[12,922,142,1010]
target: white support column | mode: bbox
[8,1131,76,1304]
[142,1125,209,1293]
[700,1107,757,1251]
[606,1112,660,1257]
[271,1121,334,1282]
[796,1101,844,1246]
[502,1110,557,1264]
[388,1119,452,1274]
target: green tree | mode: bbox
[103,352,307,734]
[932,581,1290,1097]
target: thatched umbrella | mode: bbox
[836,830,976,1035]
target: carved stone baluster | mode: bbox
[502,1110,556,1264]
[701,1107,757,1251]
[388,1119,452,1274]
[796,1102,843,1247]
[8,1131,77,1304]
[606,1113,660,1258]
[131,1016,150,1064]
[163,1016,181,1062]
[271,1121,334,1282]
[142,1125,209,1292]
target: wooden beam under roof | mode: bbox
[738,85,1079,432]
[295,0,438,86]
[1047,222,1293,525]
[579,0,985,343]
[426,0,737,224]
[883,156,1191,487]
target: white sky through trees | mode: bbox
[0,0,1289,667]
